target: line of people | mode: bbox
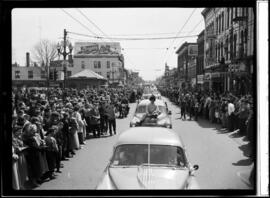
[12,86,138,190]
[160,88,255,158]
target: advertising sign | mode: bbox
[74,42,121,56]
[188,44,198,56]
[197,75,204,84]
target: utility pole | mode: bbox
[57,29,73,90]
[63,29,67,89]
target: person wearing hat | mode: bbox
[73,105,85,145]
[99,100,108,136]
[22,124,47,187]
[61,111,71,158]
[88,101,101,138]
[238,99,250,136]
[105,101,117,136]
[227,98,236,132]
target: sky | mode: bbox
[12,8,205,81]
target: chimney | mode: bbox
[26,52,30,67]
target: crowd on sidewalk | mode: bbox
[160,87,255,157]
[12,86,138,190]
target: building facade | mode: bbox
[202,7,254,94]
[196,30,205,90]
[12,53,47,87]
[72,42,125,87]
[176,42,198,90]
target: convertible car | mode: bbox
[130,99,172,128]
[96,127,199,189]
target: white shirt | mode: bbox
[228,103,235,115]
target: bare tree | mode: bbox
[32,39,58,67]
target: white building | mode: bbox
[71,42,125,86]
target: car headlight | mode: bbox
[130,117,140,127]
[157,119,170,126]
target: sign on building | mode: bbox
[197,75,204,84]
[74,42,121,56]
[188,45,198,56]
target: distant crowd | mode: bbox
[12,86,139,189]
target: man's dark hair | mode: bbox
[149,95,156,101]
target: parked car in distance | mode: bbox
[96,127,199,189]
[130,99,172,128]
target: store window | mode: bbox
[41,70,46,78]
[28,70,33,79]
[81,61,85,69]
[15,71,20,79]
[67,71,72,77]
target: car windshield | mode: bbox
[135,105,167,114]
[111,144,187,167]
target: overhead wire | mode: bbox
[76,8,114,42]
[165,18,203,64]
[67,31,199,40]
[61,8,101,39]
[163,8,197,63]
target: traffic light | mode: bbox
[54,69,57,81]
[49,71,54,80]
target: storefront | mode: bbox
[211,72,223,93]
[203,73,211,91]
[228,62,252,95]
[196,74,204,91]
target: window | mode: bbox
[67,71,72,77]
[15,71,20,79]
[221,12,224,32]
[94,61,98,68]
[231,8,233,24]
[233,34,237,59]
[81,61,85,69]
[227,8,230,29]
[28,70,33,79]
[94,61,101,69]
[234,7,238,18]
[221,42,223,59]
[41,70,46,79]
[107,61,110,68]
[107,72,110,79]
[97,72,102,76]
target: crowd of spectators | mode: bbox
[160,87,255,158]
[12,86,138,189]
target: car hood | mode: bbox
[108,167,189,189]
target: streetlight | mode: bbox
[57,29,73,89]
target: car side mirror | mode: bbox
[193,165,199,170]
[168,110,172,115]
[189,164,199,176]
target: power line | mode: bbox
[106,31,194,37]
[68,31,198,40]
[61,9,100,38]
[165,19,203,63]
[164,8,197,62]
[76,9,113,42]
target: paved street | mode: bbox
[36,97,253,190]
